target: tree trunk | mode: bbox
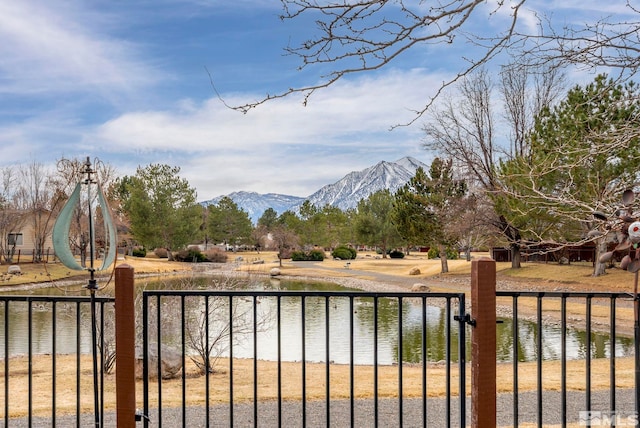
[593,238,608,277]
[510,243,521,269]
[439,244,449,273]
[167,248,174,261]
[498,215,522,269]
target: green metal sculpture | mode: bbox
[51,157,117,427]
[52,159,117,273]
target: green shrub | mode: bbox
[389,249,405,259]
[175,248,206,262]
[309,249,326,261]
[132,247,147,257]
[291,249,326,261]
[291,251,307,261]
[331,246,356,260]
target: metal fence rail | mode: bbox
[496,290,637,426]
[0,294,114,427]
[141,290,468,428]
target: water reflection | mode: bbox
[0,276,634,364]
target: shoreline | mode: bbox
[1,258,635,338]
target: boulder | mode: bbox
[411,283,430,292]
[409,267,421,275]
[7,265,21,275]
[136,346,183,379]
[270,268,281,276]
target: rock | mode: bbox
[270,268,281,276]
[409,267,421,275]
[411,283,430,292]
[7,265,21,275]
[558,257,569,265]
[136,346,183,379]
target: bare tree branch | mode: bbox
[222,0,524,123]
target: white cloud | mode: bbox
[94,69,442,150]
[0,1,160,96]
[87,68,441,198]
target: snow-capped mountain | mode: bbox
[201,156,428,223]
[300,156,427,211]
[202,191,306,223]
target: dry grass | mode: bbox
[1,353,634,418]
[3,250,635,293]
[233,250,640,293]
[0,256,190,289]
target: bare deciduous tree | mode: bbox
[185,283,272,375]
[136,276,272,376]
[271,225,300,267]
[499,63,566,158]
[423,65,565,267]
[17,161,55,263]
[0,167,27,264]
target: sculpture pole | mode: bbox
[52,156,117,427]
[83,157,100,428]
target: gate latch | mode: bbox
[135,409,150,422]
[454,313,476,327]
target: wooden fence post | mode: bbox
[471,257,497,427]
[115,264,136,428]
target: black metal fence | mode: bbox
[0,294,115,427]
[141,290,468,427]
[496,290,639,426]
[1,288,639,427]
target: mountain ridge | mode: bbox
[201,156,428,223]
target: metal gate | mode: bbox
[140,289,468,427]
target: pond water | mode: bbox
[0,276,634,365]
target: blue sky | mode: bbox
[0,1,622,200]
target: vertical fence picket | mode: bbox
[512,295,519,427]
[3,300,8,428]
[537,295,543,427]
[421,296,427,428]
[610,298,617,418]
[561,296,567,427]
[325,296,330,427]
[374,296,379,428]
[52,301,57,426]
[301,295,307,426]
[398,298,404,428]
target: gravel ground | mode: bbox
[8,389,636,427]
